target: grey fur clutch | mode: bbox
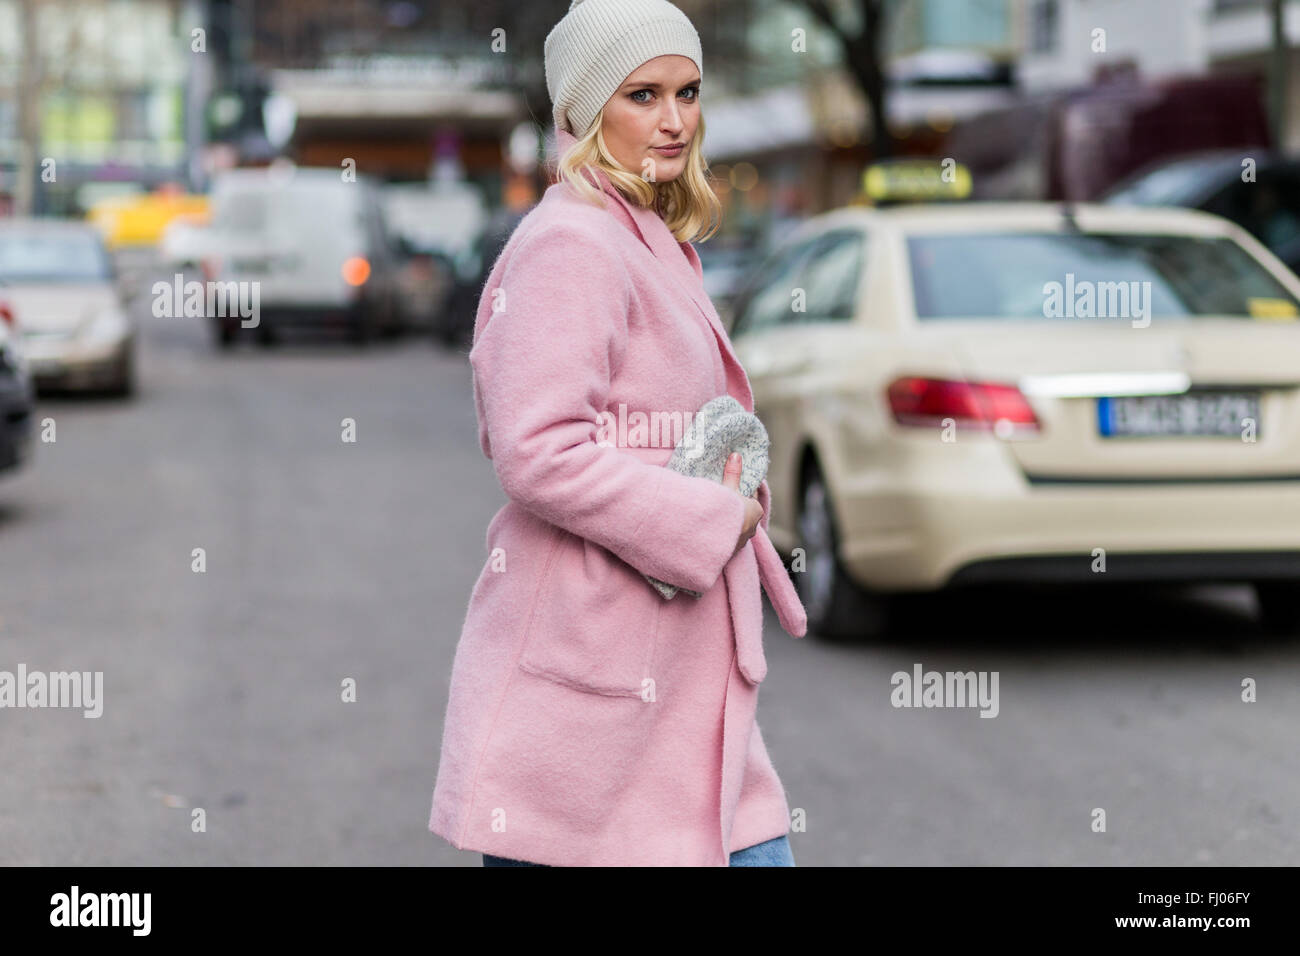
[644,395,770,600]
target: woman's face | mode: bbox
[600,55,701,184]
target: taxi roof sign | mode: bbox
[863,159,972,203]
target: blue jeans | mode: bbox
[482,833,795,867]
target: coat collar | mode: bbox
[551,129,803,638]
[553,127,753,412]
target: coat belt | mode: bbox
[752,525,807,639]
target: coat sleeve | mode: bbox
[469,221,748,595]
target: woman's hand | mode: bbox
[722,452,764,557]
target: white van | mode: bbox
[205,166,402,346]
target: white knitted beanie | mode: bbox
[544,0,703,137]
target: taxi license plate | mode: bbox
[1098,392,1260,438]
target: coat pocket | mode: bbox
[517,528,662,698]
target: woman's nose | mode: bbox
[659,101,683,134]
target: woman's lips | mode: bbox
[652,144,684,156]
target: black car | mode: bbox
[0,289,35,476]
[1102,148,1300,274]
[433,204,532,350]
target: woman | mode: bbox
[427,0,808,867]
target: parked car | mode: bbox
[382,182,486,334]
[389,245,456,334]
[159,214,216,273]
[204,166,403,346]
[1102,149,1300,275]
[0,220,135,396]
[382,182,487,264]
[434,203,531,348]
[729,185,1300,640]
[697,240,756,328]
[0,288,36,474]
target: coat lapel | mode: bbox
[610,196,755,412]
[554,129,806,644]
[554,128,754,412]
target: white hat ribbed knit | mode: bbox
[544,0,703,137]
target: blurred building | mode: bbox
[697,0,1020,233]
[957,0,1282,199]
[1020,0,1300,151]
[267,60,523,197]
[1206,0,1300,152]
[1017,0,1209,91]
[203,0,529,206]
[0,0,200,216]
[698,0,1300,224]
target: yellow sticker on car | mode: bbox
[864,160,972,202]
[1246,297,1299,319]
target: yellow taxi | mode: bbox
[86,189,209,249]
[730,161,1300,639]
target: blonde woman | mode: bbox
[428,0,807,867]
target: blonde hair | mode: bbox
[555,109,722,244]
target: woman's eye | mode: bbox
[680,86,699,101]
[631,89,652,104]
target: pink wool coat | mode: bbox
[427,127,807,867]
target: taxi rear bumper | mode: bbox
[833,444,1300,590]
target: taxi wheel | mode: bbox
[1253,582,1300,634]
[796,463,889,641]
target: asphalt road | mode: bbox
[1,262,1296,866]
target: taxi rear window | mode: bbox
[907,232,1300,320]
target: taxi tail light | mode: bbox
[887,376,1040,431]
[0,302,15,329]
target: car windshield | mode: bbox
[1104,160,1230,205]
[0,232,112,282]
[907,232,1300,319]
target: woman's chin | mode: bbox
[646,160,686,183]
